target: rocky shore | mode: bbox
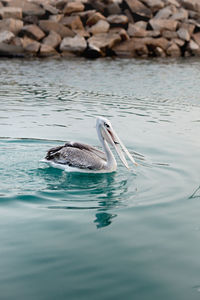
[0,0,200,58]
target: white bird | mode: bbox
[42,116,137,173]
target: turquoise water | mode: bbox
[0,57,200,300]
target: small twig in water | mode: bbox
[189,185,200,199]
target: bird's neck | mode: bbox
[98,132,117,171]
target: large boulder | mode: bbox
[192,32,200,46]
[106,2,122,15]
[154,6,172,19]
[141,0,164,12]
[60,16,84,31]
[177,27,190,41]
[128,23,148,37]
[170,8,188,21]
[20,25,45,41]
[166,42,181,56]
[39,20,75,38]
[188,39,200,55]
[0,42,25,57]
[42,30,61,48]
[0,7,22,19]
[182,0,200,13]
[0,18,23,35]
[125,0,152,19]
[60,34,87,53]
[89,20,110,34]
[86,12,106,26]
[113,38,149,57]
[107,15,129,26]
[7,0,45,17]
[149,19,178,31]
[39,44,59,57]
[0,31,15,44]
[24,41,40,54]
[42,3,59,15]
[88,32,121,55]
[63,2,85,15]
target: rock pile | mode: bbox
[0,0,200,58]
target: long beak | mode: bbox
[104,127,138,169]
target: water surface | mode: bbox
[0,57,200,300]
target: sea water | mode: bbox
[0,57,200,300]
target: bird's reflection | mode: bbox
[94,212,117,229]
[38,165,131,228]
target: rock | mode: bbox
[107,15,129,26]
[149,19,178,31]
[56,0,68,10]
[74,29,90,38]
[0,18,23,35]
[24,40,40,54]
[124,9,134,23]
[89,20,110,35]
[7,0,45,17]
[134,21,147,29]
[166,42,181,56]
[154,6,172,19]
[76,10,96,23]
[113,38,148,57]
[193,32,200,46]
[177,28,190,41]
[86,12,106,26]
[0,31,15,43]
[10,36,22,47]
[170,8,188,21]
[182,0,200,13]
[106,3,121,15]
[23,15,39,25]
[20,25,45,41]
[127,23,148,37]
[109,28,130,41]
[49,14,64,23]
[88,0,106,14]
[165,0,180,7]
[142,37,169,54]
[154,46,166,57]
[39,44,58,57]
[140,0,164,12]
[42,30,61,48]
[125,0,152,20]
[39,20,75,38]
[60,34,87,53]
[0,42,25,57]
[63,2,84,15]
[61,16,84,31]
[0,7,22,19]
[173,38,185,47]
[180,23,195,35]
[188,39,199,50]
[88,32,121,55]
[188,39,200,55]
[162,30,178,39]
[42,3,59,15]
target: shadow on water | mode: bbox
[37,166,135,228]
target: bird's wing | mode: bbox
[45,142,106,170]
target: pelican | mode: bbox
[42,116,137,173]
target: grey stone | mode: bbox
[60,35,87,53]
[0,30,15,43]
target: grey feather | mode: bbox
[45,141,106,170]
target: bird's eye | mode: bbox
[104,122,110,128]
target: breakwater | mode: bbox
[0,0,200,58]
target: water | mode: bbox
[0,57,200,300]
